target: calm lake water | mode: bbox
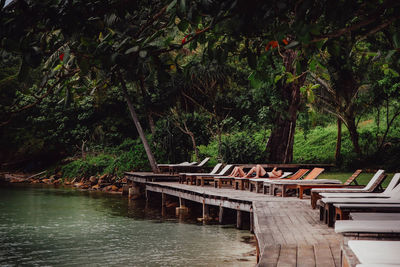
[0,183,256,266]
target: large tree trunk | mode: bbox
[139,76,156,136]
[120,76,160,173]
[344,115,362,158]
[335,118,342,164]
[265,50,305,163]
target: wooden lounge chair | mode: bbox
[311,169,386,208]
[234,173,292,191]
[157,161,197,173]
[334,203,400,222]
[350,212,400,220]
[195,164,234,186]
[335,220,400,237]
[318,176,397,227]
[260,169,310,194]
[294,169,362,200]
[179,163,222,184]
[342,240,400,267]
[169,157,211,173]
[269,168,327,197]
[246,171,296,193]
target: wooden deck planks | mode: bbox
[314,243,336,267]
[297,245,316,267]
[137,180,342,267]
[258,245,281,267]
[276,245,297,267]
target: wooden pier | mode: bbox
[125,172,342,266]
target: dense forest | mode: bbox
[1,0,400,179]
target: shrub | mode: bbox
[220,132,265,163]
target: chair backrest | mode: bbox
[344,169,363,185]
[383,173,400,195]
[218,164,234,175]
[197,157,210,167]
[364,169,386,191]
[287,169,309,180]
[303,168,325,180]
[210,163,223,174]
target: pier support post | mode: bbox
[219,206,225,224]
[236,209,243,229]
[128,182,142,199]
[202,200,211,223]
[122,185,129,196]
[176,197,189,217]
[161,193,166,217]
[250,208,254,233]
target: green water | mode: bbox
[0,184,256,266]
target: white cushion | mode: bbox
[349,240,400,264]
[335,220,400,233]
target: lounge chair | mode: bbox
[295,169,362,200]
[195,164,234,186]
[179,163,223,184]
[311,170,387,208]
[245,171,298,193]
[334,203,400,222]
[268,168,328,197]
[335,220,400,236]
[350,212,400,220]
[231,172,292,191]
[260,168,310,194]
[165,157,211,174]
[157,161,197,173]
[342,240,400,267]
[318,176,397,226]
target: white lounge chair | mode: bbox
[335,220,400,234]
[311,170,387,208]
[350,212,400,220]
[179,163,223,184]
[344,240,400,267]
[320,173,400,199]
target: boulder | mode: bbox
[74,182,84,188]
[92,184,100,190]
[111,185,119,191]
[89,176,98,185]
[103,185,113,191]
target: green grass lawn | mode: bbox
[318,172,394,188]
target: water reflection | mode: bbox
[0,183,256,266]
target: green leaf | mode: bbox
[139,50,147,58]
[167,0,177,12]
[180,0,186,13]
[309,59,317,72]
[285,41,299,49]
[385,50,396,61]
[393,33,400,49]
[125,46,140,54]
[310,84,320,90]
[274,75,282,84]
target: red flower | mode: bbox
[181,34,191,45]
[282,39,288,45]
[59,53,64,61]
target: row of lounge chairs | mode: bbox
[309,170,400,265]
[177,164,347,197]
